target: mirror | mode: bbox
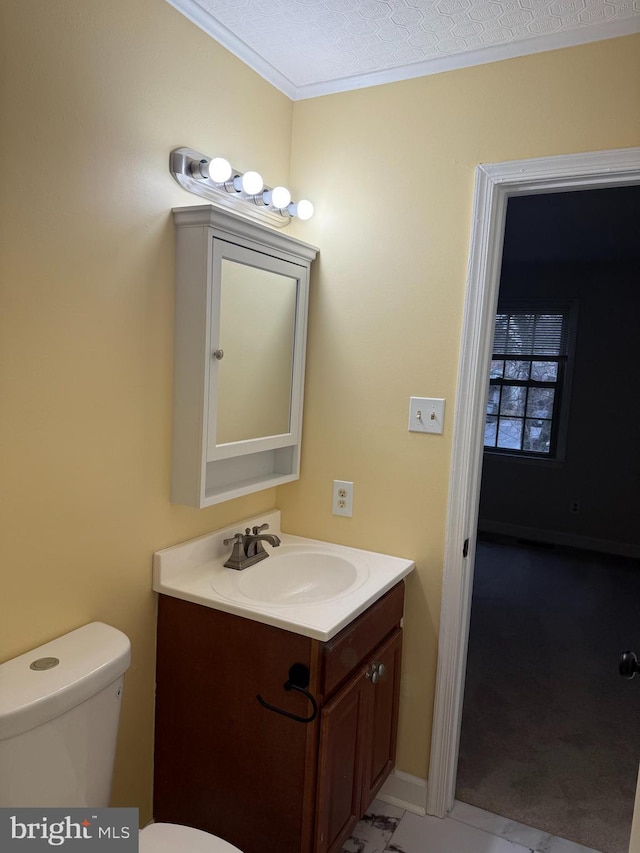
[217,259,297,445]
[206,238,308,462]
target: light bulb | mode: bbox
[289,199,314,220]
[206,157,232,183]
[269,186,292,209]
[233,171,264,195]
[297,199,314,220]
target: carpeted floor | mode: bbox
[456,536,640,853]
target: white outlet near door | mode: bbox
[408,397,445,434]
[332,480,354,517]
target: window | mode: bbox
[484,304,575,458]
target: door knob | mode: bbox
[619,650,640,679]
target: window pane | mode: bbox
[485,415,497,446]
[497,417,523,450]
[505,360,530,380]
[487,386,500,416]
[501,385,526,417]
[527,387,555,419]
[531,361,558,381]
[490,360,504,379]
[524,418,552,453]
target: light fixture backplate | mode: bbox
[170,147,293,229]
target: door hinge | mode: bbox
[463,538,470,558]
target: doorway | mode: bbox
[427,148,640,836]
[453,183,640,853]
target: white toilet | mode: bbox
[0,622,242,852]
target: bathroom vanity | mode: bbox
[152,513,414,853]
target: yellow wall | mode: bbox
[2,0,639,824]
[280,35,640,779]
[0,0,294,821]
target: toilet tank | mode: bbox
[0,622,131,808]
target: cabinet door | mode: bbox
[154,596,316,853]
[315,669,368,853]
[315,628,403,853]
[361,629,403,809]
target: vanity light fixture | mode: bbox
[170,147,314,229]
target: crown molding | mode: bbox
[164,0,298,99]
[292,19,640,100]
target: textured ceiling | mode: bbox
[167,0,640,98]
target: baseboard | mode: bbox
[478,520,640,559]
[377,770,427,816]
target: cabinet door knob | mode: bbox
[366,662,386,684]
[212,348,224,360]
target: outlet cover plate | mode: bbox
[408,397,445,434]
[332,480,354,517]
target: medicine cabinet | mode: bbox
[171,205,318,508]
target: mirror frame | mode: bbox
[208,240,304,460]
[171,205,318,508]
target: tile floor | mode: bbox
[343,800,602,853]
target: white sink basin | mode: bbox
[153,510,415,640]
[210,545,368,606]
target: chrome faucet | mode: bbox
[222,523,281,570]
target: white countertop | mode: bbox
[153,511,415,641]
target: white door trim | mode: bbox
[426,146,640,818]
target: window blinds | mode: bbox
[493,307,572,358]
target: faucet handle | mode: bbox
[252,523,269,535]
[223,532,250,570]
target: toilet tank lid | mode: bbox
[0,622,131,741]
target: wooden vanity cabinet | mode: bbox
[153,582,404,853]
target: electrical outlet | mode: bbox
[570,500,580,514]
[332,480,354,517]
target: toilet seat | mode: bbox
[140,822,243,852]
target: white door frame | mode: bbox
[427,146,640,818]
